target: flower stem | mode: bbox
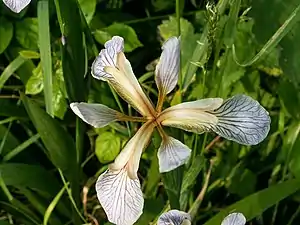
[119,115,149,123]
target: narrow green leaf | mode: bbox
[0,163,61,195]
[233,3,300,66]
[43,185,66,225]
[3,134,40,161]
[38,0,53,116]
[0,55,27,89]
[204,178,300,225]
[162,166,184,209]
[21,94,77,182]
[181,155,205,193]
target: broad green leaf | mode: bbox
[0,163,60,195]
[94,23,143,52]
[15,18,39,50]
[0,99,27,118]
[21,94,77,182]
[0,17,13,54]
[25,63,43,95]
[78,0,96,24]
[204,178,300,225]
[95,131,121,164]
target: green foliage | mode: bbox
[1,0,300,224]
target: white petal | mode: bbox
[3,0,30,13]
[221,213,246,225]
[157,98,223,133]
[110,121,155,179]
[91,37,155,117]
[70,102,121,128]
[158,137,191,173]
[212,94,270,145]
[158,210,191,225]
[96,169,144,225]
[155,37,180,95]
[91,36,124,80]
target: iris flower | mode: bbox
[3,0,31,13]
[158,210,246,225]
[70,36,270,225]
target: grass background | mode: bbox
[1,0,300,224]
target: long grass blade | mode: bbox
[0,55,27,90]
[232,3,300,66]
[38,0,53,116]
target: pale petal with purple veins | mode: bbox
[96,169,143,225]
[212,95,270,145]
[158,210,191,225]
[3,0,30,13]
[91,36,155,117]
[155,37,180,95]
[221,213,246,225]
[70,102,122,128]
[158,136,191,173]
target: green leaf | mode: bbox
[95,131,121,164]
[38,0,54,116]
[54,0,86,102]
[278,79,300,119]
[15,18,39,50]
[250,0,300,85]
[162,165,184,209]
[21,93,77,182]
[181,155,205,193]
[0,163,61,195]
[0,99,27,118]
[0,55,27,90]
[25,63,43,95]
[78,0,96,24]
[19,50,40,59]
[0,125,19,155]
[94,23,143,52]
[204,178,300,225]
[0,17,13,54]
[52,73,67,119]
